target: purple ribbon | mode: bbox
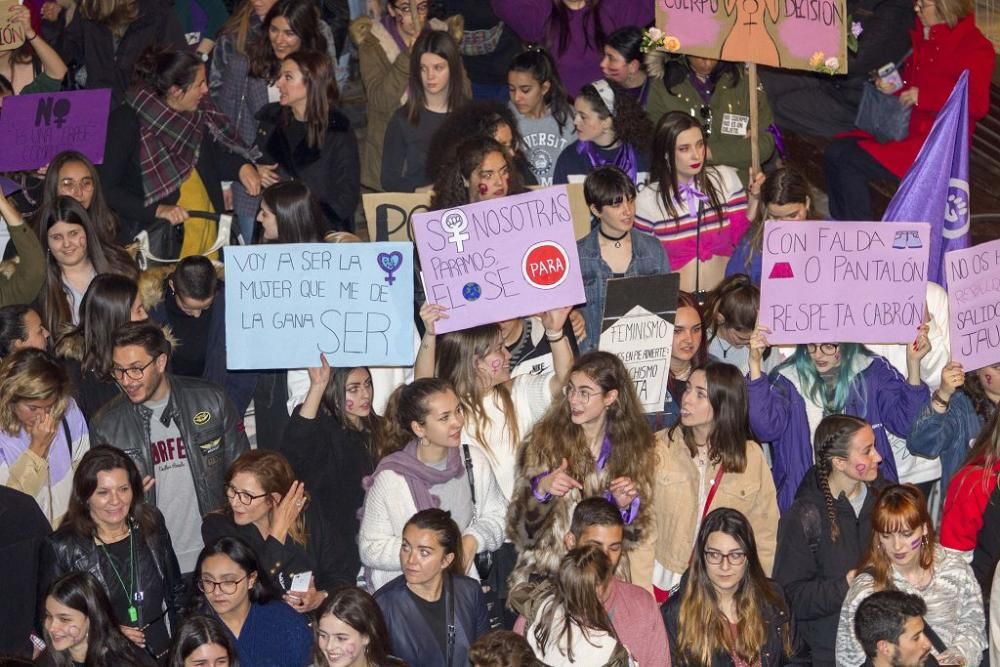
[767,123,786,161]
[678,181,710,217]
[577,140,638,183]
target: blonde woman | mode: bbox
[0,348,88,526]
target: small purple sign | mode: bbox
[946,240,1000,370]
[0,88,111,172]
[412,186,585,334]
[758,220,930,344]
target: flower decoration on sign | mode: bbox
[810,51,843,75]
[848,16,863,53]
[640,27,681,54]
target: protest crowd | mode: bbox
[0,0,996,665]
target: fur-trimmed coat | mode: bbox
[507,434,656,591]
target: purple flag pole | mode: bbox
[882,70,970,286]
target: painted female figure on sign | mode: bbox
[720,0,781,66]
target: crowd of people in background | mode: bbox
[0,0,995,665]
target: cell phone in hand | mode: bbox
[875,62,905,94]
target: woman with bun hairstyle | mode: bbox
[651,361,779,601]
[99,47,262,253]
[835,484,986,667]
[773,415,887,667]
[552,78,653,186]
[507,351,656,590]
[358,378,507,591]
[314,586,407,667]
[491,0,653,97]
[507,47,575,187]
[635,112,756,295]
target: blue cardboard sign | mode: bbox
[225,242,415,369]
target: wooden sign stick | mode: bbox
[748,62,761,175]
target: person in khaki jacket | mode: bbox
[651,360,779,600]
[349,3,463,191]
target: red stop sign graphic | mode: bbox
[522,241,569,290]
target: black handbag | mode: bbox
[854,50,913,144]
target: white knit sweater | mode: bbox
[835,545,986,667]
[358,445,509,591]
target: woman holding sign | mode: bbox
[651,361,779,601]
[506,350,656,590]
[747,327,932,512]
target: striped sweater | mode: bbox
[634,164,749,270]
[834,545,986,666]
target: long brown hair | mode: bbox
[677,508,791,665]
[813,415,870,543]
[532,545,618,663]
[79,0,137,36]
[525,351,654,491]
[218,0,262,56]
[744,166,812,272]
[224,450,308,546]
[0,349,70,434]
[668,361,750,474]
[405,30,469,125]
[282,50,338,149]
[857,485,936,591]
[321,366,380,459]
[650,112,725,224]
[63,445,159,539]
[435,324,517,461]
[963,407,1000,489]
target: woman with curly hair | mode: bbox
[635,111,757,295]
[652,361,779,601]
[552,78,653,186]
[430,136,526,211]
[508,351,656,589]
[662,507,796,666]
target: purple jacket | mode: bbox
[490,0,653,96]
[747,356,929,511]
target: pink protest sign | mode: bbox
[656,0,847,74]
[758,221,930,344]
[412,186,585,334]
[0,89,112,172]
[946,240,1000,370]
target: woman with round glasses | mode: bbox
[192,536,312,667]
[651,361,778,602]
[508,351,657,590]
[40,445,185,661]
[202,450,350,614]
[661,507,798,666]
[747,326,932,512]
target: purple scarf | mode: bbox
[362,440,465,511]
[381,15,408,55]
[577,140,638,183]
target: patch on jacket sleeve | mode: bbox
[193,411,212,426]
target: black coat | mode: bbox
[0,487,50,658]
[201,504,354,592]
[773,468,888,667]
[255,103,361,233]
[278,407,374,585]
[661,578,800,667]
[55,0,186,107]
[98,104,251,240]
[39,508,185,657]
[376,574,489,667]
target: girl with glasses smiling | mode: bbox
[747,325,931,512]
[507,351,655,590]
[661,507,798,667]
[192,536,312,667]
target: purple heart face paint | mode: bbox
[841,426,881,483]
[317,613,370,667]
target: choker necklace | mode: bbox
[599,226,629,248]
[592,138,620,150]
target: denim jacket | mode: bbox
[577,227,671,352]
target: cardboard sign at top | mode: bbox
[0,0,25,52]
[656,0,847,73]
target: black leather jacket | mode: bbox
[90,375,250,517]
[38,508,185,651]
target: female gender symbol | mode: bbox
[377,251,403,285]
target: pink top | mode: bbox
[634,165,750,270]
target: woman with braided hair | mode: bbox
[772,415,888,667]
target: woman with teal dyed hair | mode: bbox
[745,328,931,511]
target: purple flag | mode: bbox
[882,70,970,286]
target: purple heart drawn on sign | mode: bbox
[377,251,403,285]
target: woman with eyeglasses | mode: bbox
[747,327,931,512]
[651,361,778,602]
[661,507,798,667]
[192,536,313,667]
[835,485,986,667]
[773,415,888,667]
[725,166,812,287]
[202,450,352,614]
[39,445,185,662]
[507,351,656,590]
[43,151,128,246]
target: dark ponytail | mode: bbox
[377,378,455,461]
[404,508,465,577]
[813,414,869,543]
[507,47,573,134]
[131,46,202,96]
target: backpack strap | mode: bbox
[62,417,72,459]
[462,444,477,507]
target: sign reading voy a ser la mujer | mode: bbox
[411,186,585,334]
[758,221,930,344]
